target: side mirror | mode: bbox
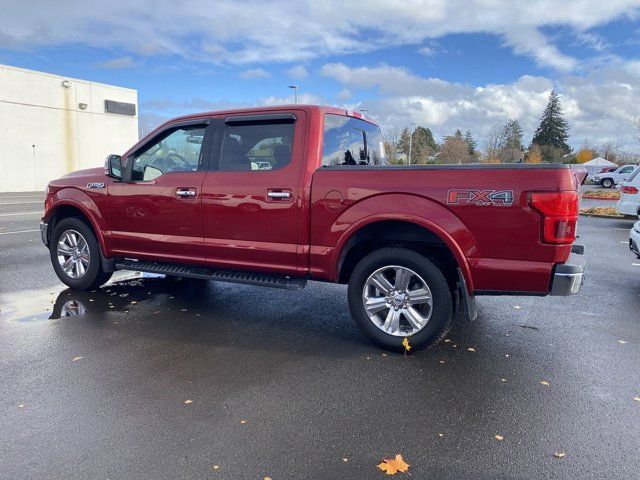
[105,154,123,180]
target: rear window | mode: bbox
[322,114,386,166]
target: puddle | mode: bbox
[0,271,172,323]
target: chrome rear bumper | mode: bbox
[550,244,586,296]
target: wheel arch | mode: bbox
[335,215,474,294]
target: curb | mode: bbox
[581,195,619,201]
[579,212,625,219]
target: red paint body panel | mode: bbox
[42,105,581,296]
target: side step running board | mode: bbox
[114,259,307,290]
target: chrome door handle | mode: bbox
[267,191,291,199]
[176,188,197,198]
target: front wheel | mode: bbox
[50,217,112,290]
[601,178,614,188]
[347,248,452,351]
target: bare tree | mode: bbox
[439,134,471,164]
[483,124,502,162]
[632,116,640,145]
[382,126,402,163]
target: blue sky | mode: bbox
[1,0,640,149]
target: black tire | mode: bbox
[601,178,614,188]
[347,248,453,351]
[50,217,112,290]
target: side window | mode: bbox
[621,166,633,174]
[219,121,294,171]
[131,125,206,181]
[322,114,386,166]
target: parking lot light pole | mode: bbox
[408,122,416,165]
[288,85,299,104]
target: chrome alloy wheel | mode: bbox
[362,265,433,337]
[56,229,90,279]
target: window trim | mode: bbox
[123,119,214,182]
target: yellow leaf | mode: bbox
[342,458,348,462]
[618,340,627,344]
[240,419,248,424]
[540,380,550,386]
[554,452,566,459]
[212,465,219,471]
[633,397,640,403]
[377,454,410,475]
[402,338,411,352]
[184,399,193,404]
[495,435,504,441]
[72,356,83,362]
[467,347,476,352]
[264,477,272,480]
[18,404,25,409]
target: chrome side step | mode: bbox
[114,259,307,290]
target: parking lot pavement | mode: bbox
[1,206,639,480]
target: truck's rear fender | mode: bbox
[311,193,477,293]
[44,188,109,257]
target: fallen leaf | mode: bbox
[467,347,476,352]
[342,458,348,462]
[505,354,510,358]
[438,433,444,437]
[184,399,193,404]
[513,305,522,310]
[540,380,550,386]
[264,477,272,480]
[72,356,83,362]
[381,353,388,357]
[181,308,188,312]
[618,340,627,344]
[377,454,410,475]
[500,378,507,382]
[439,360,445,364]
[444,339,452,343]
[495,435,504,441]
[18,404,25,409]
[553,452,566,459]
[240,419,248,424]
[402,338,411,352]
[212,465,219,471]
[633,396,640,403]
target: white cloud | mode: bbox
[321,62,640,147]
[287,64,308,79]
[95,55,137,69]
[1,1,639,70]
[337,88,352,101]
[239,68,271,79]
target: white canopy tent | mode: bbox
[580,157,617,179]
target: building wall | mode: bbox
[0,64,139,192]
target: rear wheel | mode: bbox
[601,178,614,188]
[50,217,112,290]
[347,248,452,351]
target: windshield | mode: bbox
[322,114,386,166]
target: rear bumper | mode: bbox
[40,221,49,247]
[550,244,586,296]
[617,198,639,217]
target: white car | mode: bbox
[630,221,640,258]
[593,165,637,188]
[617,167,640,217]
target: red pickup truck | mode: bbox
[41,105,586,350]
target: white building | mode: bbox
[0,64,139,192]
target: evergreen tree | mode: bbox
[464,130,477,155]
[531,90,571,157]
[412,126,439,163]
[398,128,411,156]
[498,119,524,162]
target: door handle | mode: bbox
[267,191,292,199]
[176,188,197,198]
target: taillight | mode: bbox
[622,185,639,194]
[529,191,578,244]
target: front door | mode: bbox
[200,111,306,275]
[107,121,213,264]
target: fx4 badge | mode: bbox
[447,189,514,207]
[87,182,106,189]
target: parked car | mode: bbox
[617,167,640,217]
[40,105,587,351]
[593,164,637,188]
[630,221,640,258]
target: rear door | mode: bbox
[200,111,307,275]
[107,120,214,264]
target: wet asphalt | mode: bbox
[1,190,639,480]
